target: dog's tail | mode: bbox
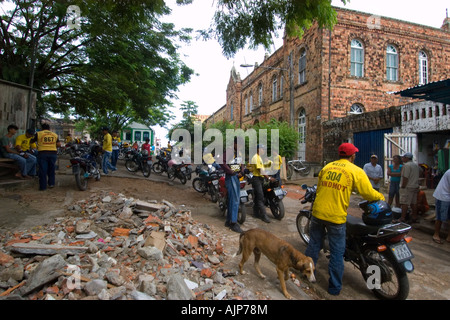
[232,232,246,258]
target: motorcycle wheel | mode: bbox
[153,161,163,174]
[362,248,410,300]
[125,160,139,172]
[269,198,285,220]
[209,185,219,203]
[179,174,187,185]
[238,203,246,224]
[296,211,311,246]
[75,167,88,191]
[299,164,311,177]
[142,162,151,177]
[167,168,175,180]
[192,177,207,193]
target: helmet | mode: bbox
[123,142,129,148]
[142,149,149,156]
[362,200,393,226]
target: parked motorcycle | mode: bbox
[67,144,101,191]
[167,159,189,184]
[125,149,152,177]
[296,184,414,300]
[217,174,248,224]
[192,165,222,202]
[152,153,171,175]
[245,172,287,220]
[118,144,131,161]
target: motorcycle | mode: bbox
[67,144,101,191]
[296,184,415,300]
[245,172,287,220]
[192,165,222,202]
[118,144,131,161]
[217,174,248,224]
[125,149,152,177]
[152,153,171,175]
[167,159,189,184]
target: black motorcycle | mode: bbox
[296,184,414,300]
[192,165,221,201]
[167,161,189,184]
[246,172,286,220]
[125,149,152,177]
[68,144,101,191]
[152,153,171,175]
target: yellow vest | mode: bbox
[103,133,113,152]
[37,130,58,152]
[313,158,385,224]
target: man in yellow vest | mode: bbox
[35,123,60,190]
[101,127,117,175]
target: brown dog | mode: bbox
[236,228,316,299]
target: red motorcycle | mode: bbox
[217,175,249,224]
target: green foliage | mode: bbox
[252,119,298,159]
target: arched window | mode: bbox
[386,45,398,81]
[230,103,234,121]
[351,39,364,77]
[279,74,284,98]
[272,76,277,102]
[298,49,306,84]
[419,51,428,85]
[249,92,253,113]
[349,103,364,115]
[244,95,248,115]
[258,83,263,106]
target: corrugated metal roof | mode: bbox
[393,78,450,104]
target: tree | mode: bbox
[188,0,348,58]
[0,0,194,125]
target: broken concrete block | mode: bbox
[144,231,166,251]
[137,246,163,260]
[167,274,195,300]
[84,279,107,296]
[10,243,88,256]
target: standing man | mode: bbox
[250,144,272,223]
[432,169,450,244]
[363,154,383,191]
[0,124,36,179]
[111,130,121,168]
[399,152,420,223]
[220,137,244,233]
[305,143,384,296]
[35,123,60,190]
[101,127,117,175]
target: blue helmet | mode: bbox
[362,200,393,226]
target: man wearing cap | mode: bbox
[305,142,384,296]
[363,154,383,191]
[399,152,420,223]
[250,144,273,223]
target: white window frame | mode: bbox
[272,76,277,102]
[386,45,398,81]
[351,39,364,77]
[298,49,306,84]
[258,83,263,107]
[419,51,428,85]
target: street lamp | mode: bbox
[240,57,295,127]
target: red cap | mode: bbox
[338,143,359,156]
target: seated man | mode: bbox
[15,128,38,157]
[0,124,36,179]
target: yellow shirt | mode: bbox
[36,130,58,152]
[273,155,282,170]
[15,134,36,152]
[313,158,385,224]
[250,153,265,177]
[103,133,113,152]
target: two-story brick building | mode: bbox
[206,7,450,164]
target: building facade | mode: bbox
[206,7,450,163]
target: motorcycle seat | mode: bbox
[346,215,380,236]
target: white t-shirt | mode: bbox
[433,170,450,202]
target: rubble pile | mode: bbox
[0,191,257,300]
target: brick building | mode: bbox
[206,7,450,163]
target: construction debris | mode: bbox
[0,191,257,300]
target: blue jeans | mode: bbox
[37,152,57,190]
[225,174,240,223]
[305,216,346,295]
[5,153,36,176]
[102,151,116,174]
[111,149,119,167]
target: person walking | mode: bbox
[111,130,121,168]
[305,143,385,296]
[101,127,117,175]
[363,154,383,191]
[387,155,403,208]
[0,124,36,179]
[398,152,420,223]
[220,137,244,233]
[250,144,272,223]
[35,123,60,190]
[432,169,450,244]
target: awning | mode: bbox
[393,78,450,104]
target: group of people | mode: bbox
[1,123,60,191]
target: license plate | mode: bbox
[390,242,414,263]
[147,160,153,165]
[274,187,284,197]
[240,190,248,197]
[212,179,218,185]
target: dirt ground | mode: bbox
[1,156,449,300]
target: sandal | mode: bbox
[433,237,443,244]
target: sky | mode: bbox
[155,0,449,144]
